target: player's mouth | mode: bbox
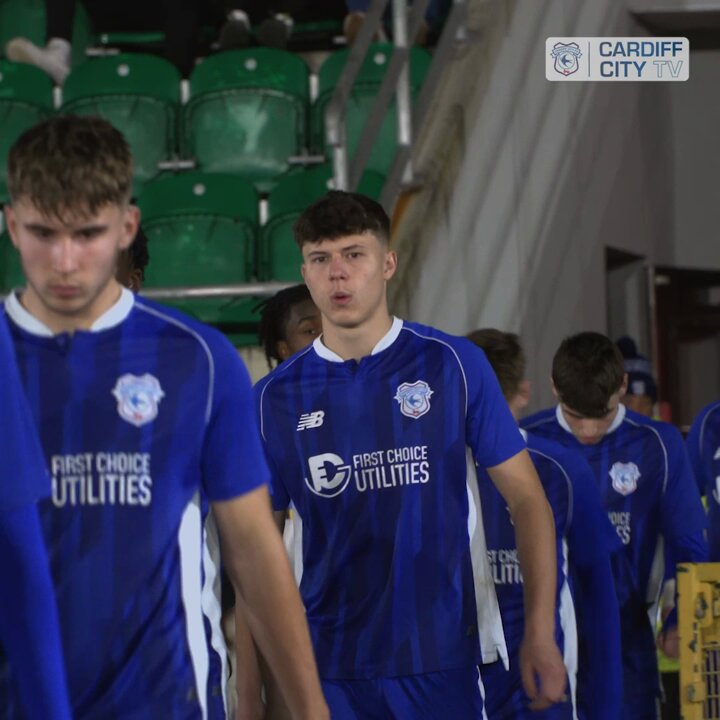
[330,292,352,306]
[49,285,81,299]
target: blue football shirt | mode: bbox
[256,318,526,679]
[522,404,707,705]
[0,311,73,720]
[0,312,49,512]
[0,290,269,720]
[479,430,622,719]
[687,400,720,559]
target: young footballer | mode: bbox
[255,191,566,719]
[522,331,707,720]
[0,115,328,720]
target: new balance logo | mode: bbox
[297,411,325,431]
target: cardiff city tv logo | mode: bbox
[112,373,165,427]
[551,42,582,76]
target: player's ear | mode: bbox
[383,250,397,280]
[277,340,290,361]
[4,206,18,249]
[517,379,531,409]
[120,204,140,251]
[550,378,559,399]
[619,373,628,398]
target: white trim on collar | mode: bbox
[5,287,134,336]
[519,427,528,442]
[555,402,626,437]
[313,316,404,362]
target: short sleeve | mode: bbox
[661,424,708,562]
[0,315,50,514]
[458,340,526,468]
[201,338,270,502]
[254,379,290,512]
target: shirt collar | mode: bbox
[555,402,626,437]
[313,317,404,363]
[5,287,135,336]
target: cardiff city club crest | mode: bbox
[551,42,582,76]
[609,461,641,496]
[112,373,165,427]
[394,380,433,419]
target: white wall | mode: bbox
[390,0,687,410]
[669,49,720,268]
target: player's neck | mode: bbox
[20,280,123,335]
[320,310,394,361]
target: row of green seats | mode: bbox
[0,165,384,346]
[0,44,430,198]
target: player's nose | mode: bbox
[52,237,79,274]
[328,255,348,279]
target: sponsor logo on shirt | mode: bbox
[112,374,165,427]
[608,511,632,544]
[488,548,522,584]
[609,461,641,496]
[394,380,433,419]
[305,446,431,498]
[297,411,325,431]
[51,452,153,507]
[305,453,352,497]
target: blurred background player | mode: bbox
[224,283,321,718]
[257,283,322,369]
[522,331,707,720]
[468,328,622,720]
[0,114,328,720]
[0,311,72,720]
[687,400,720,555]
[616,336,658,419]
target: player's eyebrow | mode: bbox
[24,222,56,233]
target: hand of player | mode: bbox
[519,632,567,710]
[657,625,679,660]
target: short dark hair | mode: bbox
[8,115,133,220]
[293,190,390,249]
[127,224,150,278]
[466,329,525,402]
[552,332,625,417]
[256,284,313,368]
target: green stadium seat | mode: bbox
[62,54,181,193]
[259,164,384,282]
[0,0,94,68]
[0,231,24,292]
[182,48,310,189]
[312,43,431,176]
[137,171,260,342]
[0,60,53,202]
